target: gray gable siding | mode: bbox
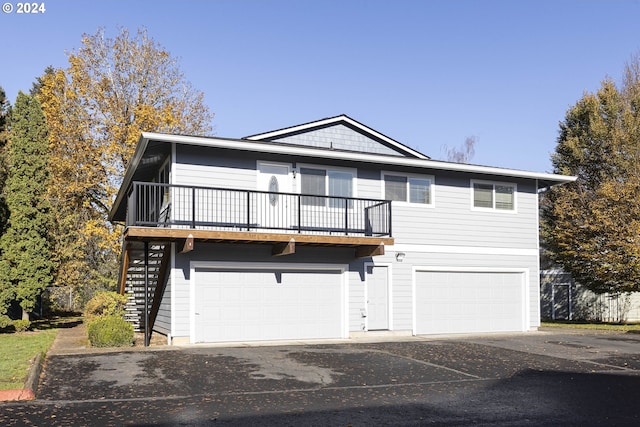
[269,124,407,156]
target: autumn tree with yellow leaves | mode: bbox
[37,28,214,304]
[541,55,640,294]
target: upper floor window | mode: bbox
[471,180,516,212]
[383,173,434,206]
[300,167,354,207]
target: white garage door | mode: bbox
[194,268,344,343]
[415,270,525,335]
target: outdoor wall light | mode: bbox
[395,252,406,262]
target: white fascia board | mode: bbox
[244,115,429,160]
[244,115,347,140]
[139,132,576,185]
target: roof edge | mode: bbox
[109,132,576,222]
[136,132,576,184]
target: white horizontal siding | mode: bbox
[174,145,256,190]
[356,169,383,200]
[153,273,171,335]
[347,265,366,332]
[390,177,538,249]
[174,163,255,190]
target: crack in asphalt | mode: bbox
[9,377,494,406]
[364,348,483,380]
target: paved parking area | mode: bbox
[2,329,640,425]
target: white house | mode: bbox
[108,115,575,345]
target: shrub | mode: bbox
[13,319,31,332]
[87,315,134,347]
[84,291,127,322]
[0,315,13,329]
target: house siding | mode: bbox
[270,124,404,157]
[391,176,538,249]
[152,243,175,337]
[174,147,539,251]
[174,145,257,190]
[153,270,171,336]
[356,166,539,249]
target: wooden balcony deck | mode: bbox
[124,226,393,257]
[121,182,393,257]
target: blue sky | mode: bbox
[1,0,639,173]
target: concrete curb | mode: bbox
[0,353,42,402]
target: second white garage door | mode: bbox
[193,267,344,343]
[415,270,526,335]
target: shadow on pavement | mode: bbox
[129,370,640,426]
[7,369,636,426]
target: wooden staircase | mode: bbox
[119,242,171,334]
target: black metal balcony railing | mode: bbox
[126,182,392,237]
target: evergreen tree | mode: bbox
[0,92,53,320]
[0,86,9,234]
[0,87,10,324]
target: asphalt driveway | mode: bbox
[2,329,640,426]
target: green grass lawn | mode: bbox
[542,321,640,332]
[0,329,58,390]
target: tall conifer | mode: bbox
[0,92,53,320]
[0,87,10,324]
[0,86,9,234]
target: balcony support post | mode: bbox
[364,207,371,237]
[388,201,392,236]
[144,241,149,347]
[297,196,301,233]
[344,200,349,235]
[246,191,251,231]
[191,187,196,229]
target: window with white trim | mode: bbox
[383,173,434,206]
[300,167,354,207]
[471,181,516,211]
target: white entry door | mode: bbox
[366,265,390,330]
[257,162,292,230]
